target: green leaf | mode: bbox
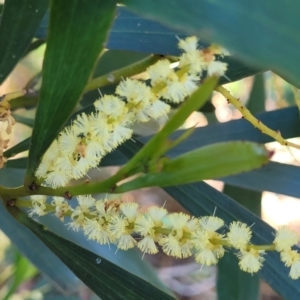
[217,74,265,300]
[121,0,300,87]
[12,114,34,127]
[128,77,218,162]
[247,74,266,113]
[25,0,117,183]
[23,39,46,57]
[4,138,31,158]
[0,0,48,84]
[9,207,175,300]
[6,157,28,169]
[217,186,261,300]
[117,141,269,192]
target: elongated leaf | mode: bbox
[217,73,265,300]
[109,8,262,85]
[102,143,300,199]
[4,138,31,158]
[217,186,261,300]
[6,157,28,168]
[24,39,46,56]
[0,0,48,84]
[9,207,175,300]
[117,141,269,192]
[247,73,266,113]
[221,161,300,198]
[142,107,300,157]
[25,0,117,183]
[36,8,262,85]
[100,106,300,164]
[121,0,300,87]
[12,114,34,127]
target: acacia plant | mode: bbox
[1,1,300,299]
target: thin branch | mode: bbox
[215,86,300,150]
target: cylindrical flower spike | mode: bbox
[33,36,230,188]
[23,195,300,280]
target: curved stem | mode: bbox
[215,86,300,150]
[84,54,161,93]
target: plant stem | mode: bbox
[84,54,161,92]
[215,86,300,150]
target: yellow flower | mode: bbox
[159,212,194,258]
[274,225,299,252]
[28,195,47,217]
[237,248,265,274]
[280,250,300,279]
[227,221,252,249]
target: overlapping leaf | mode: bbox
[35,7,262,86]
[25,0,117,183]
[0,0,48,84]
[217,74,265,300]
[121,0,300,87]
[117,141,269,192]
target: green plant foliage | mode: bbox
[25,0,117,183]
[121,0,300,87]
[217,74,265,300]
[217,187,261,300]
[0,0,48,84]
[117,141,269,192]
[5,157,28,169]
[4,138,31,158]
[12,114,34,127]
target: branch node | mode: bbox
[6,199,16,207]
[28,182,38,191]
[64,191,72,200]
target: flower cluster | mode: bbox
[25,195,300,279]
[35,36,229,188]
